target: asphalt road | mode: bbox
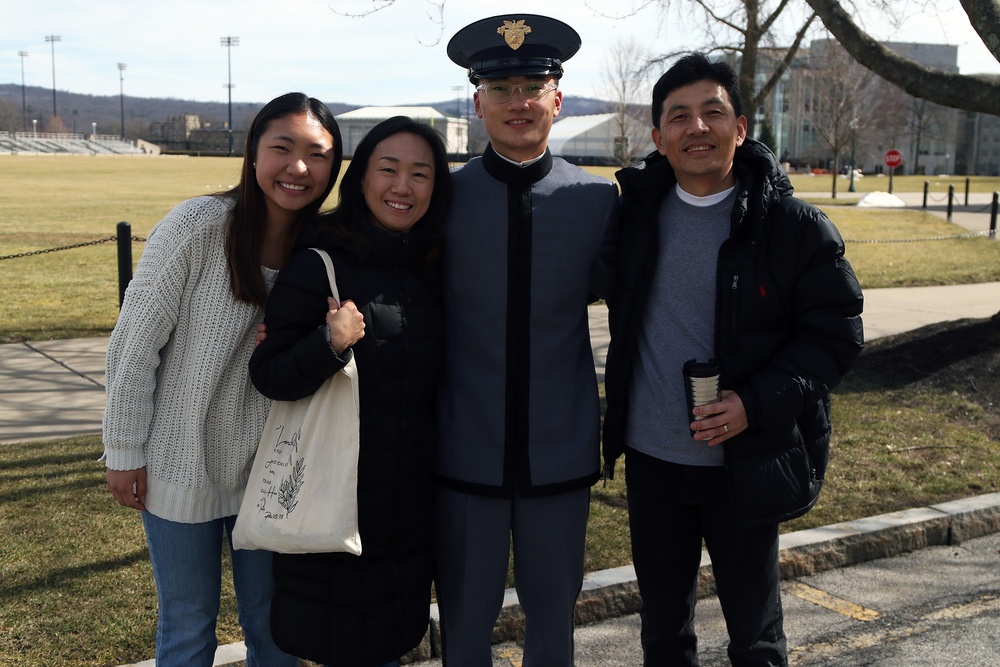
[411,531,1000,666]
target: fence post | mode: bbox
[923,181,929,209]
[116,221,132,308]
[991,192,998,241]
[947,184,954,222]
[965,177,970,206]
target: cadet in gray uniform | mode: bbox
[434,14,618,667]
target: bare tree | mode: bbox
[628,0,819,135]
[598,38,654,166]
[330,0,447,45]
[904,98,956,175]
[48,115,69,134]
[800,40,877,197]
[868,81,914,172]
[804,0,1000,115]
[468,117,489,155]
[0,100,20,132]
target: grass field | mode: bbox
[2,154,999,343]
[0,155,337,342]
[1,154,999,665]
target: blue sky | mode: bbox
[2,0,995,107]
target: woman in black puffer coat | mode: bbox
[249,116,452,667]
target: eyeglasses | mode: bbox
[476,81,558,103]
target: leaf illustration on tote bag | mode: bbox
[278,457,306,514]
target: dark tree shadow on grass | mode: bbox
[1,549,149,600]
[837,312,1000,393]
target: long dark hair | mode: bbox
[322,116,451,281]
[225,92,344,305]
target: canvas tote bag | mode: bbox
[233,248,362,555]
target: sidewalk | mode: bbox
[0,338,107,444]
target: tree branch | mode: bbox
[691,0,747,35]
[754,13,816,107]
[328,0,446,46]
[759,0,795,35]
[959,0,1000,62]
[328,0,397,18]
[584,0,661,21]
[805,0,1000,115]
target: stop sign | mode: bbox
[884,149,903,168]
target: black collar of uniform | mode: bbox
[483,143,553,187]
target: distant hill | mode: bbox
[0,84,358,137]
[0,84,613,140]
[408,94,611,117]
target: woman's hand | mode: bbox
[254,322,267,347]
[326,296,365,354]
[106,467,147,510]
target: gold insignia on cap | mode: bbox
[497,19,532,50]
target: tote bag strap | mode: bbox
[309,248,342,303]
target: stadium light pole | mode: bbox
[118,63,127,140]
[45,35,61,121]
[220,36,240,156]
[18,51,28,132]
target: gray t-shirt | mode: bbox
[625,184,737,466]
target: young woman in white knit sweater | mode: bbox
[102,92,343,667]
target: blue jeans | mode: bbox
[142,511,297,667]
[625,448,787,666]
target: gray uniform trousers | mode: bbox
[434,486,590,667]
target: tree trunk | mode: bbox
[739,0,763,137]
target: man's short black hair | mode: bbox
[651,53,742,128]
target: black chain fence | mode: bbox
[0,236,146,261]
[0,235,145,262]
[0,224,148,306]
[923,191,995,214]
[845,230,991,243]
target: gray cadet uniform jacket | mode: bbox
[436,145,618,497]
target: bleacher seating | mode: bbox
[0,131,145,155]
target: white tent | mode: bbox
[335,106,469,157]
[547,113,654,163]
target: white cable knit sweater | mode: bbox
[103,195,277,524]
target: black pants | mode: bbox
[625,448,787,667]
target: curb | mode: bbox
[118,491,1000,666]
[468,492,1000,654]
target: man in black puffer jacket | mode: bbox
[602,54,864,666]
